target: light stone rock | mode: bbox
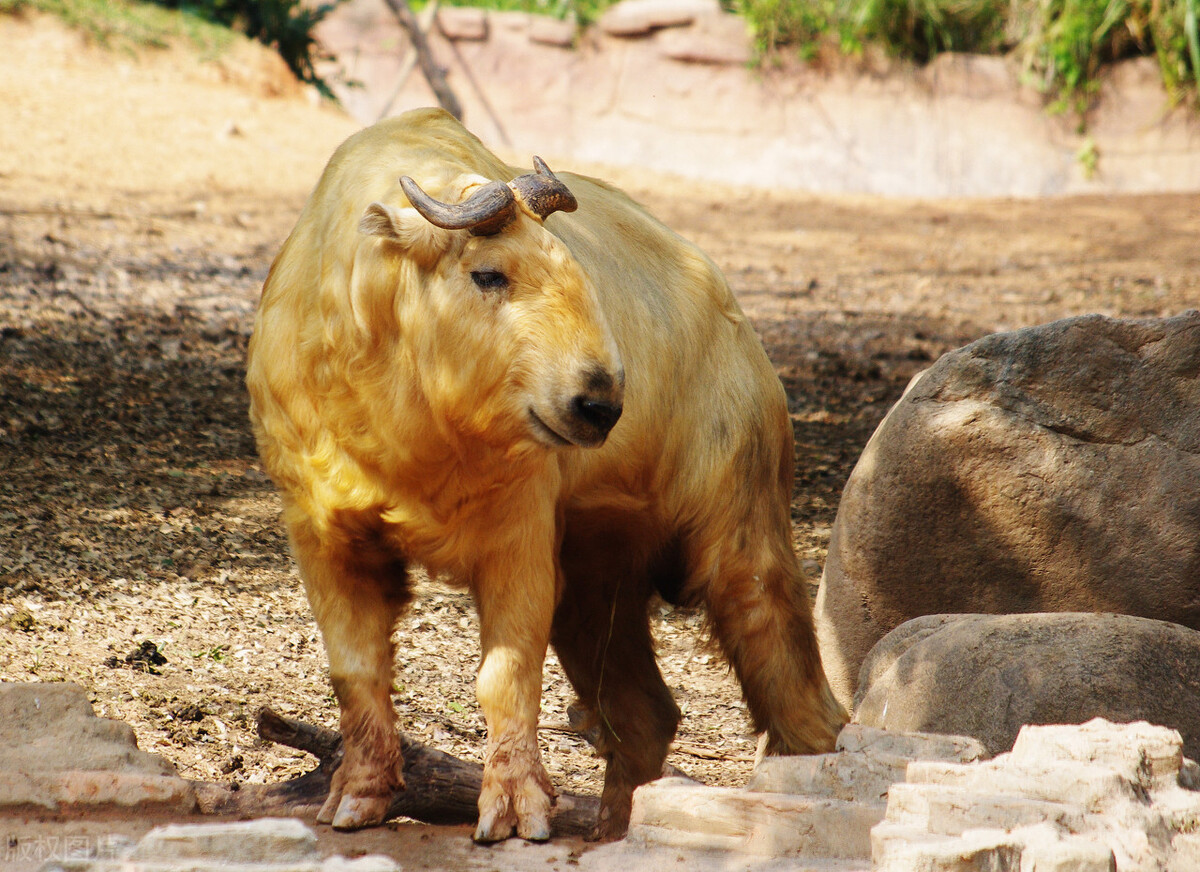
[655,12,751,65]
[1008,719,1184,788]
[872,826,1021,872]
[835,725,989,762]
[626,777,882,859]
[435,6,488,40]
[0,682,197,814]
[598,0,720,35]
[589,721,1197,871]
[748,752,904,805]
[0,683,176,775]
[903,758,1139,811]
[885,782,1088,835]
[748,725,988,804]
[39,819,400,872]
[872,720,1200,872]
[1,769,198,812]
[1020,832,1118,872]
[128,818,318,862]
[528,15,577,47]
[816,312,1200,710]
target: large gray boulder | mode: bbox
[853,612,1200,758]
[814,311,1200,709]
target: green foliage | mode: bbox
[1008,0,1199,111]
[146,0,344,99]
[734,0,841,55]
[0,0,232,53]
[1147,0,1200,101]
[732,0,1197,110]
[1010,0,1146,113]
[848,0,1007,60]
[0,0,343,99]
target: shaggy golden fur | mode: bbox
[247,107,846,842]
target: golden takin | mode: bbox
[246,107,846,843]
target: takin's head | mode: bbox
[356,158,624,450]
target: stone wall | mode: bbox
[315,0,1200,197]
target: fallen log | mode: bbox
[193,708,600,836]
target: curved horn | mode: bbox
[400,176,517,236]
[509,157,578,220]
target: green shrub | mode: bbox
[848,0,1007,60]
[2,0,342,99]
[148,0,343,98]
[735,0,841,55]
[735,0,1009,60]
[0,0,232,52]
[1010,0,1146,113]
[1147,0,1200,102]
[734,0,1196,109]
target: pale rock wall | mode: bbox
[315,0,1200,197]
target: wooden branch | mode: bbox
[436,23,512,148]
[380,0,463,121]
[376,0,438,122]
[194,708,599,837]
[671,741,756,764]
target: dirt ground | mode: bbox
[1,8,1199,868]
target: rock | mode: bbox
[872,719,1200,872]
[0,683,170,774]
[0,769,197,812]
[656,12,752,65]
[853,612,1200,758]
[834,724,988,762]
[581,725,984,871]
[598,0,720,36]
[0,682,197,814]
[815,311,1200,708]
[624,777,883,859]
[747,724,988,804]
[436,6,488,40]
[528,14,577,47]
[585,721,1197,871]
[129,818,317,863]
[41,818,400,871]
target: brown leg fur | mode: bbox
[290,523,411,830]
[687,500,847,758]
[470,543,559,843]
[552,512,682,841]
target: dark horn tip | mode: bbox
[513,158,577,219]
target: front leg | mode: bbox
[290,522,411,831]
[470,542,559,843]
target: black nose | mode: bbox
[571,395,623,438]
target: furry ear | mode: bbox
[359,202,449,268]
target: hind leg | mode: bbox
[690,514,846,757]
[551,514,681,841]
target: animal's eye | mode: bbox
[470,270,509,292]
